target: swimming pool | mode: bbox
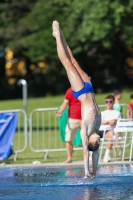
[0,164,133,200]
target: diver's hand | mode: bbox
[83,172,91,179]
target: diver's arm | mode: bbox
[83,151,90,178]
[81,133,91,178]
[91,150,98,178]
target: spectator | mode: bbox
[99,95,121,162]
[127,94,133,119]
[56,87,81,164]
[113,89,122,114]
[113,89,122,144]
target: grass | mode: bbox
[0,91,132,165]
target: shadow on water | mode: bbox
[0,164,133,200]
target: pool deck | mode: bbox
[1,160,133,168]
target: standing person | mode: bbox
[99,95,121,162]
[127,94,133,118]
[56,87,81,164]
[113,90,122,114]
[52,20,101,178]
[113,90,122,144]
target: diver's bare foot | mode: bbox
[52,20,60,37]
[62,158,72,164]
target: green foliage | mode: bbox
[0,0,133,98]
[1,0,133,59]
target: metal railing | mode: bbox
[29,104,133,161]
[29,107,83,159]
[98,104,133,162]
[1,103,132,162]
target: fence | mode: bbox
[29,104,133,161]
[1,104,133,162]
[29,108,82,160]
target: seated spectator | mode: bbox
[99,95,121,162]
[127,94,133,119]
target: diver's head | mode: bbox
[87,133,100,151]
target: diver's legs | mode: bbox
[52,20,84,92]
[59,29,91,84]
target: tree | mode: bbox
[0,0,133,99]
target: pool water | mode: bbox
[0,164,133,200]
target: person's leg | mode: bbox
[63,141,73,164]
[64,119,81,163]
[52,21,84,92]
[104,130,113,162]
[106,130,113,150]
